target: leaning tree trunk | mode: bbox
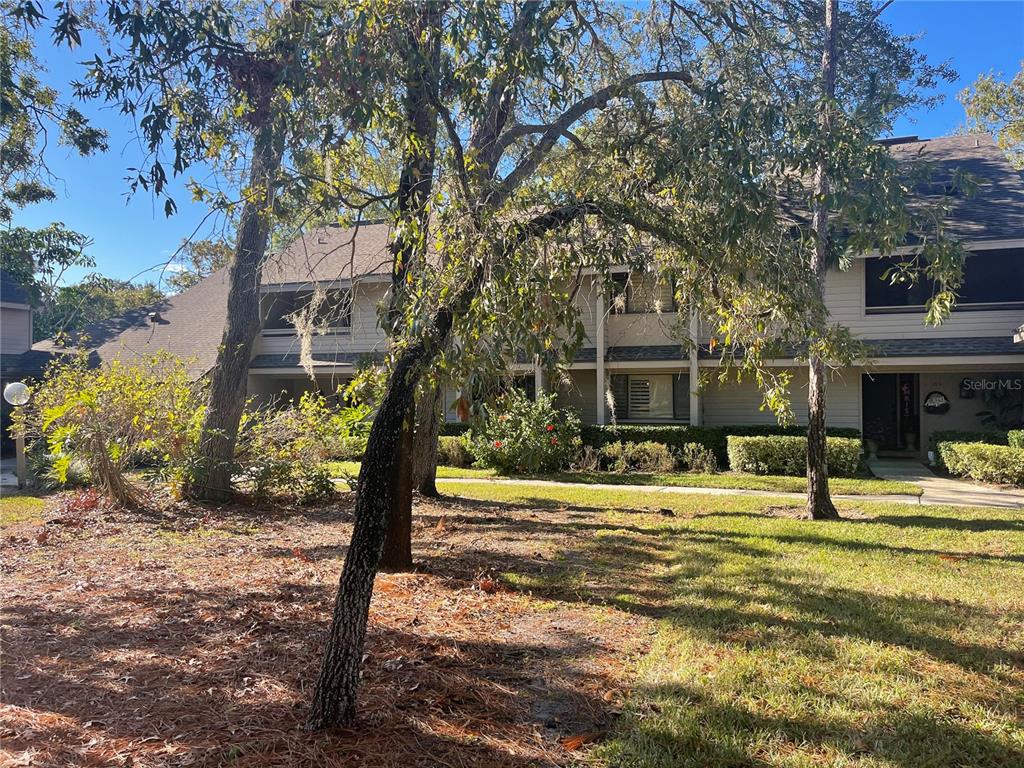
[806,0,840,521]
[379,392,415,570]
[307,343,428,728]
[188,122,283,502]
[412,382,443,497]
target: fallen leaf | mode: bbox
[478,577,498,594]
[560,731,601,750]
[292,547,312,563]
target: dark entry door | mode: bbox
[862,373,919,452]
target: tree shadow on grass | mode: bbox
[603,681,1023,768]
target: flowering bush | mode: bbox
[13,352,205,507]
[467,390,580,474]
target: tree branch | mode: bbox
[488,69,699,210]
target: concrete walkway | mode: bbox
[868,459,1024,510]
[432,467,1024,511]
[0,459,18,490]
[433,476,924,506]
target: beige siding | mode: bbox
[703,367,860,429]
[825,260,1024,339]
[556,369,598,424]
[606,312,685,348]
[572,275,600,345]
[918,370,1024,451]
[0,306,31,354]
[256,281,388,357]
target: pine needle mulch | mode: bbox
[1,490,655,767]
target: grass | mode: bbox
[326,460,922,496]
[441,480,1024,768]
[0,494,45,527]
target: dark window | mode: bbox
[610,273,676,314]
[262,289,352,330]
[610,373,688,421]
[866,249,1024,312]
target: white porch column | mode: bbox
[534,359,544,396]
[688,307,703,425]
[596,285,607,424]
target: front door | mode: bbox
[862,373,919,453]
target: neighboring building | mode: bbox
[28,134,1024,458]
[2,270,62,456]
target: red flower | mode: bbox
[550,437,558,445]
[494,440,503,448]
[546,424,555,431]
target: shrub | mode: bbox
[437,435,472,467]
[467,390,580,474]
[600,441,676,474]
[13,352,206,506]
[236,392,368,502]
[580,424,860,467]
[677,442,718,473]
[1009,430,1024,449]
[939,442,1024,486]
[440,422,472,437]
[928,429,1007,452]
[727,435,862,477]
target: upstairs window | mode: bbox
[866,249,1024,313]
[611,273,676,314]
[263,289,352,331]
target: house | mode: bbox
[29,134,1024,458]
[1,269,65,456]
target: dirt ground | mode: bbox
[1,489,656,767]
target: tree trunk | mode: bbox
[377,2,442,562]
[380,391,415,570]
[307,204,591,732]
[187,122,283,502]
[412,382,443,497]
[807,0,840,521]
[307,344,427,729]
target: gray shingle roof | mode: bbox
[261,221,393,285]
[889,134,1024,243]
[33,267,234,378]
[863,336,1024,357]
[601,336,1024,362]
[1,269,31,306]
[0,350,70,380]
[31,222,395,377]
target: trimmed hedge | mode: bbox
[1009,430,1024,449]
[440,422,472,437]
[581,424,861,467]
[928,429,1008,452]
[938,442,1024,486]
[727,435,862,477]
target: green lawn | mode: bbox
[442,480,1024,767]
[326,461,922,496]
[0,494,45,527]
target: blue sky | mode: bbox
[12,0,1024,286]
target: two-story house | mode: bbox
[30,134,1024,458]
